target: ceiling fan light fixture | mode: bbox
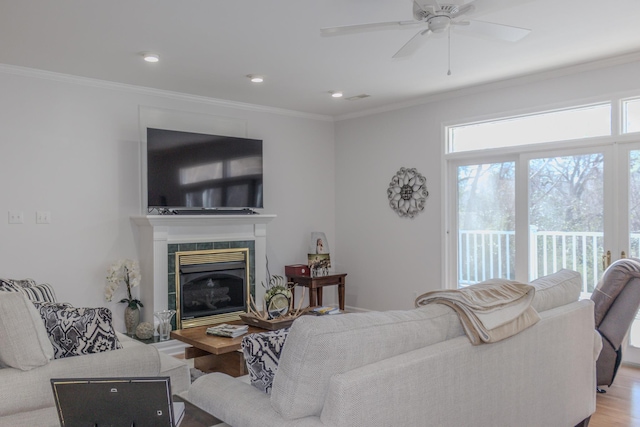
[247,74,264,83]
[428,15,451,33]
[330,91,343,98]
[142,53,159,63]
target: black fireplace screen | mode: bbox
[179,260,247,323]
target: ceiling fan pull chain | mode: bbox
[447,24,452,76]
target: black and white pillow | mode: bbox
[0,279,22,293]
[241,328,290,394]
[20,283,57,302]
[2,278,37,288]
[0,279,57,302]
[36,304,122,359]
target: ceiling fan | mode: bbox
[320,0,532,59]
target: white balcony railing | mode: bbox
[458,230,640,293]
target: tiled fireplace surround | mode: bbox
[132,214,276,334]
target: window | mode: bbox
[457,162,515,285]
[623,98,640,134]
[447,101,615,291]
[448,104,611,153]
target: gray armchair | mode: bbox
[591,257,640,389]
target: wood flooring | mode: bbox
[590,364,640,427]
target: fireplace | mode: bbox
[132,214,274,332]
[175,248,250,329]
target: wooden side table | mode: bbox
[288,273,347,310]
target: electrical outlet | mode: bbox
[36,211,51,224]
[8,211,24,224]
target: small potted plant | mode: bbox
[105,259,143,335]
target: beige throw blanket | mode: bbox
[415,280,540,345]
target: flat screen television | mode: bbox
[146,128,263,212]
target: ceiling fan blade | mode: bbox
[392,29,432,58]
[455,19,531,42]
[320,20,423,37]
[450,3,475,19]
[464,0,535,17]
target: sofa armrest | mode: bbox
[0,343,161,416]
[187,373,324,427]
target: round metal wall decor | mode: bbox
[387,167,429,218]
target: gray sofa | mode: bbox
[0,289,189,427]
[187,269,600,427]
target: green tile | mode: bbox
[179,243,197,252]
[197,242,214,250]
[214,241,230,249]
[168,254,175,273]
[167,273,176,292]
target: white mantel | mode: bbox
[131,214,276,324]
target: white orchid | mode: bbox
[104,259,143,309]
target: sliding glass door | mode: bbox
[451,146,613,291]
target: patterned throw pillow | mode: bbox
[19,283,57,302]
[1,278,37,288]
[241,328,290,394]
[0,279,22,293]
[36,304,122,359]
[0,279,57,302]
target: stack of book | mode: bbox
[311,306,340,315]
[206,323,249,338]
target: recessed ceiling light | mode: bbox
[247,74,264,83]
[330,91,343,98]
[142,53,159,63]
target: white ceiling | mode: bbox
[1,0,640,119]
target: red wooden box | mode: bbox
[285,264,310,277]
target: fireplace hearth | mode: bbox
[175,248,250,328]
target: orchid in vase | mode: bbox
[105,259,143,309]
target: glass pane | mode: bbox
[449,104,611,153]
[628,150,640,348]
[630,150,640,257]
[623,98,640,134]
[457,162,515,287]
[528,153,604,294]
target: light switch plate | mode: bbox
[8,211,24,224]
[36,211,51,224]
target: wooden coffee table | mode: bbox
[170,322,265,377]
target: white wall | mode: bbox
[0,68,336,331]
[335,59,640,311]
[4,57,639,324]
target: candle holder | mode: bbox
[154,309,176,341]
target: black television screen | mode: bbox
[147,128,263,210]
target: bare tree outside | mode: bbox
[457,154,605,291]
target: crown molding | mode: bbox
[334,49,640,122]
[0,63,333,122]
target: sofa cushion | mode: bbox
[242,328,290,394]
[37,305,122,358]
[530,269,582,312]
[0,292,54,370]
[270,305,464,420]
